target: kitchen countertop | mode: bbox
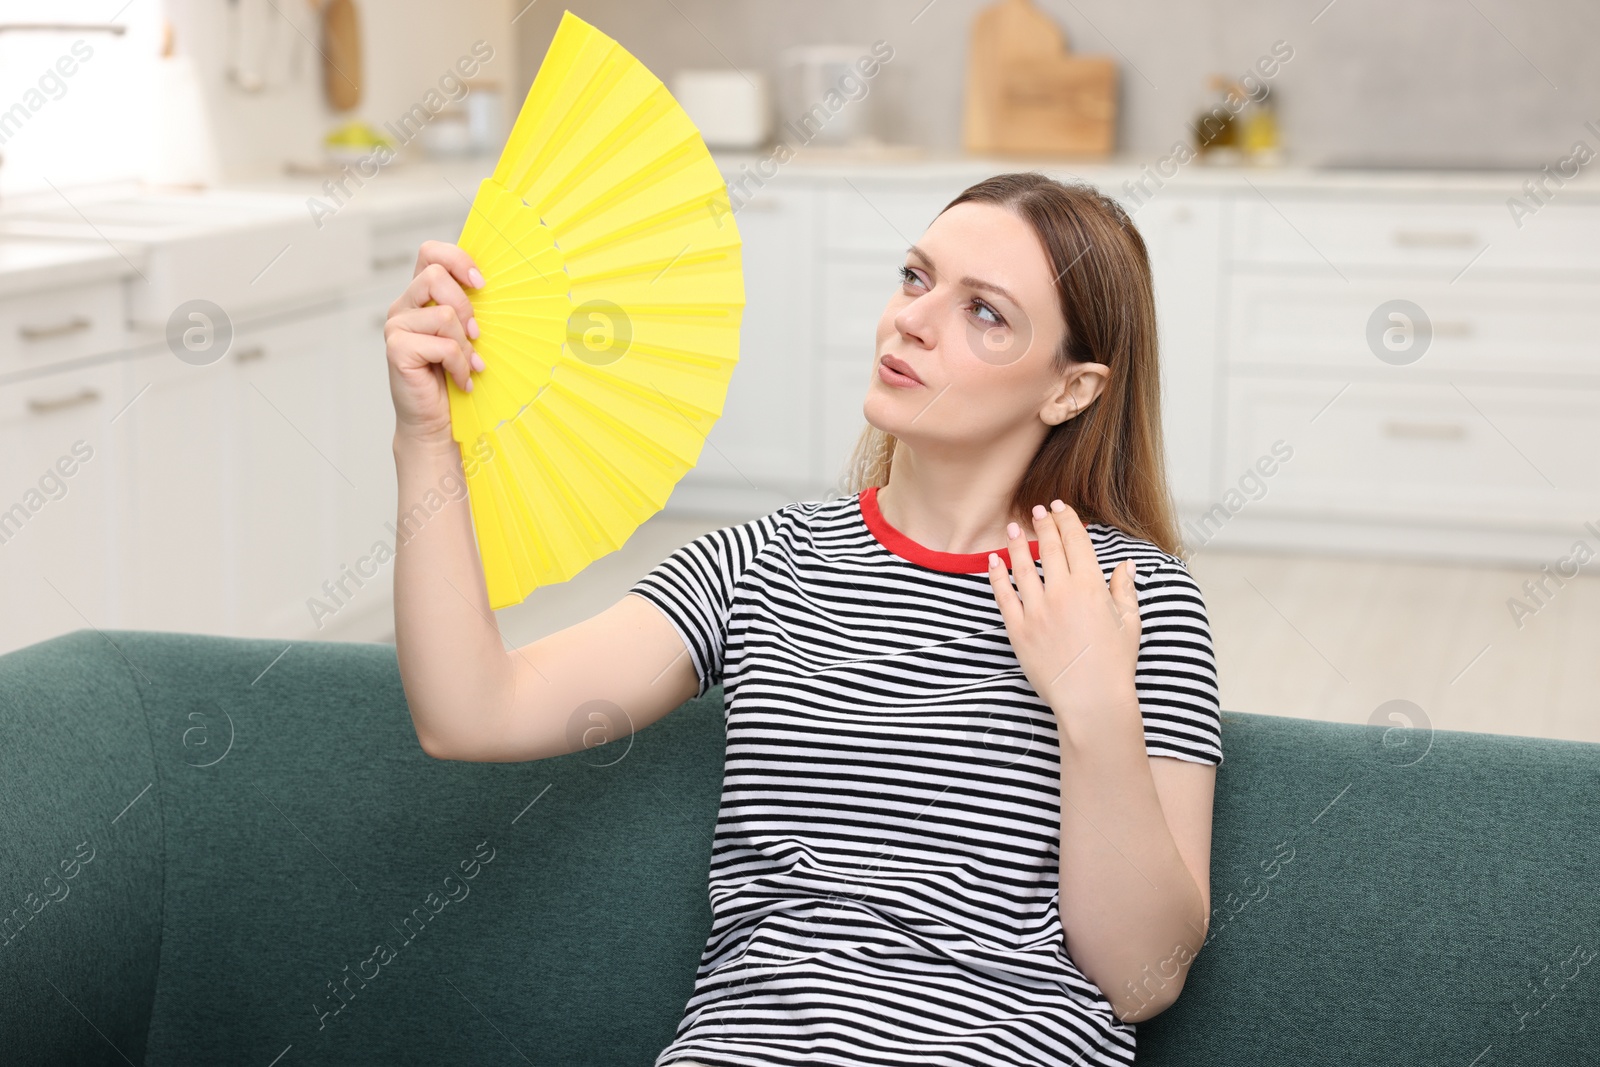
[0,237,143,300]
[0,149,1587,296]
[241,148,1578,200]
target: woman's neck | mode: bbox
[874,472,1033,557]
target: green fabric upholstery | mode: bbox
[1,628,1596,1065]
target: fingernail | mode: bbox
[467,317,480,340]
[1006,521,1020,539]
[1050,499,1066,512]
[464,378,474,393]
[468,268,485,288]
[470,352,485,373]
[988,552,1000,567]
[1032,504,1046,519]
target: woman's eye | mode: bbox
[898,266,1006,328]
[971,301,1004,327]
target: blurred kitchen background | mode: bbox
[1,0,1596,745]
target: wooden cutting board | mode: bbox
[321,0,362,111]
[963,0,1117,157]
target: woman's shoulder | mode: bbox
[685,493,858,559]
[1081,521,1194,583]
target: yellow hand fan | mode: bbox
[449,9,744,609]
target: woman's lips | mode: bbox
[878,356,924,387]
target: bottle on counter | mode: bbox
[1240,83,1283,165]
[1191,75,1243,164]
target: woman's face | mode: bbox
[866,200,1103,450]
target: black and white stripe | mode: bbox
[631,490,1222,1067]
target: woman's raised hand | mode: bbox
[385,240,486,446]
[987,500,1144,721]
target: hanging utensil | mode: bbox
[226,0,264,92]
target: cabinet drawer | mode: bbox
[818,357,872,489]
[1230,197,1600,275]
[1223,377,1600,527]
[822,184,956,253]
[0,280,126,376]
[0,360,124,654]
[1226,276,1600,378]
[369,210,469,282]
[821,258,897,348]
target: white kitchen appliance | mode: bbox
[670,69,772,149]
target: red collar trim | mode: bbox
[858,485,1041,574]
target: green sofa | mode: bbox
[2,628,1596,1065]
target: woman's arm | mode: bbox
[387,241,698,762]
[1055,711,1214,1022]
[386,242,506,757]
[988,501,1216,1023]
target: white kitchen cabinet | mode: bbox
[116,302,357,643]
[0,361,124,654]
[117,343,233,638]
[818,357,873,492]
[1226,274,1600,381]
[0,279,126,379]
[323,285,407,640]
[1229,196,1600,276]
[1222,376,1600,529]
[820,182,952,253]
[229,303,351,638]
[1216,178,1600,562]
[1130,193,1225,511]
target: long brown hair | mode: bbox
[837,171,1181,558]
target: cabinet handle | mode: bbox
[19,316,92,342]
[1391,229,1477,248]
[1431,320,1474,338]
[1382,420,1467,441]
[372,252,415,270]
[27,386,102,414]
[234,345,267,362]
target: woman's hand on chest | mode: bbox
[985,500,1142,722]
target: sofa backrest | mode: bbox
[2,629,1597,1065]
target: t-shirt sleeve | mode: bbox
[626,512,781,700]
[1132,560,1224,766]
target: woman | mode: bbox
[385,171,1222,1067]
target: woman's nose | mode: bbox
[893,293,938,348]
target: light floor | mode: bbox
[381,510,1599,749]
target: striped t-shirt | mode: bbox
[629,485,1223,1067]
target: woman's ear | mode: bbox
[1041,362,1111,426]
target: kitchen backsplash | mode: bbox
[0,0,1590,193]
[514,0,1598,170]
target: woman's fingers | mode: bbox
[414,239,484,293]
[387,306,479,384]
[397,331,476,393]
[391,257,480,341]
[1108,559,1142,630]
[986,551,1021,628]
[388,303,474,358]
[1032,502,1068,586]
[1053,501,1099,578]
[1003,519,1042,603]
